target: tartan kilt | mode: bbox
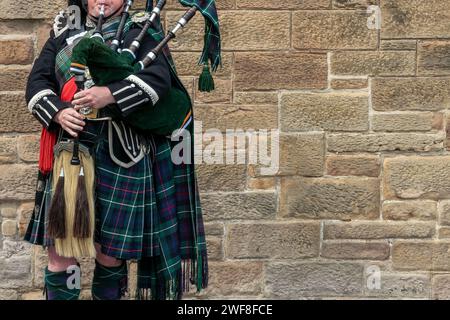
[24,121,207,265]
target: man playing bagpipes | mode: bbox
[24,0,221,300]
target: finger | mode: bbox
[66,109,86,120]
[65,122,84,132]
[66,115,86,126]
[72,97,90,106]
[62,125,78,137]
[73,90,88,100]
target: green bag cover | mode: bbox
[71,36,191,136]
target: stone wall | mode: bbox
[1,0,450,299]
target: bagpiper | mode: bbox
[24,0,221,300]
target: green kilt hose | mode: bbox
[24,6,211,299]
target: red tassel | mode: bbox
[39,128,57,175]
[38,77,78,175]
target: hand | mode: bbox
[72,86,115,111]
[54,108,86,138]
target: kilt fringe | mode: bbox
[136,252,208,300]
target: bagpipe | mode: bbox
[70,0,198,138]
[45,0,221,258]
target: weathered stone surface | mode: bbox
[326,155,380,177]
[0,164,37,200]
[266,262,363,297]
[372,112,438,132]
[0,20,35,34]
[364,273,430,298]
[1,206,16,219]
[196,164,246,192]
[0,0,66,19]
[280,177,379,220]
[227,222,320,259]
[438,227,450,239]
[384,156,450,200]
[204,222,224,236]
[172,52,233,77]
[321,241,390,260]
[324,221,435,239]
[331,51,416,76]
[327,133,444,153]
[0,93,41,133]
[17,202,34,237]
[292,11,378,49]
[330,78,368,89]
[194,78,232,104]
[381,0,450,39]
[333,0,377,9]
[0,289,19,300]
[383,200,437,221]
[392,241,450,271]
[78,258,95,287]
[206,236,223,261]
[418,40,450,75]
[35,22,52,53]
[446,115,450,151]
[201,261,264,296]
[238,0,330,9]
[21,291,43,300]
[2,219,17,237]
[277,133,324,176]
[439,200,450,226]
[0,66,30,91]
[0,36,33,64]
[234,92,278,105]
[432,275,450,299]
[32,247,47,287]
[247,177,276,190]
[281,92,369,132]
[381,40,417,50]
[372,77,450,111]
[0,137,17,164]
[194,104,278,131]
[0,255,32,289]
[201,192,276,221]
[166,11,290,51]
[17,135,39,162]
[235,52,327,91]
[382,200,437,221]
[2,239,32,258]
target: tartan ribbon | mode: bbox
[178,0,222,71]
